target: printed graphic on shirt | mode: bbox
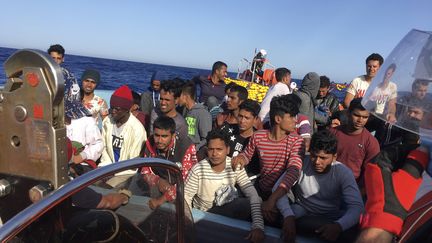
[112,134,124,162]
[186,117,197,136]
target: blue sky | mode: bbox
[1,0,431,82]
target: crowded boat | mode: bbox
[0,29,431,243]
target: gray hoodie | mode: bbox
[294,72,320,133]
[183,103,212,150]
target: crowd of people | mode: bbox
[50,43,431,243]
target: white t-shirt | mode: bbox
[368,82,398,114]
[259,82,292,122]
[346,75,370,98]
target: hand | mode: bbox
[315,223,342,242]
[231,155,247,171]
[149,195,167,210]
[386,113,396,124]
[282,216,296,243]
[72,154,84,164]
[246,228,265,243]
[261,199,278,222]
[158,178,171,193]
[98,193,129,209]
[331,118,340,127]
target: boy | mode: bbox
[185,130,264,242]
[232,94,304,222]
[277,130,364,242]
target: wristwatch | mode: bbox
[118,189,132,205]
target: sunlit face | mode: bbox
[407,107,424,121]
[82,79,97,95]
[153,128,175,152]
[110,107,129,122]
[215,66,228,80]
[413,85,428,100]
[318,87,329,98]
[349,109,369,130]
[238,109,256,132]
[366,60,381,79]
[152,80,161,91]
[283,73,292,85]
[310,150,336,173]
[159,90,176,114]
[278,113,297,133]
[227,91,242,110]
[49,51,64,65]
[207,138,229,166]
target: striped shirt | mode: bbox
[240,130,304,193]
[184,157,264,230]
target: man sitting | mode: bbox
[329,98,380,182]
[232,94,304,223]
[99,85,147,188]
[150,79,188,138]
[277,130,364,242]
[185,130,264,243]
[227,99,261,177]
[141,116,198,209]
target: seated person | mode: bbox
[184,130,264,242]
[99,85,147,188]
[141,116,198,209]
[232,94,304,223]
[65,96,104,176]
[228,99,261,176]
[277,130,364,242]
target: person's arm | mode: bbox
[232,133,257,170]
[386,98,397,123]
[343,80,357,108]
[343,92,355,109]
[184,165,200,210]
[129,122,147,159]
[197,111,212,150]
[99,119,113,166]
[236,168,265,231]
[335,167,364,230]
[100,99,109,121]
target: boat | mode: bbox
[0,49,315,242]
[2,29,432,242]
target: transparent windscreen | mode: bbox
[362,29,432,138]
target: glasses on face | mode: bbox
[109,107,126,113]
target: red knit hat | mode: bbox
[110,85,133,110]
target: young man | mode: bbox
[140,71,167,116]
[293,72,321,134]
[315,75,340,130]
[140,116,197,209]
[193,61,228,108]
[178,81,212,151]
[232,94,304,222]
[344,53,384,108]
[258,67,292,125]
[99,85,147,188]
[48,44,90,119]
[185,130,265,243]
[228,99,261,176]
[150,79,188,138]
[278,130,364,242]
[329,98,380,181]
[215,84,249,129]
[80,69,109,125]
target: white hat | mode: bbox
[259,49,267,56]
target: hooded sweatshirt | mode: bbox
[183,103,212,150]
[294,72,320,133]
